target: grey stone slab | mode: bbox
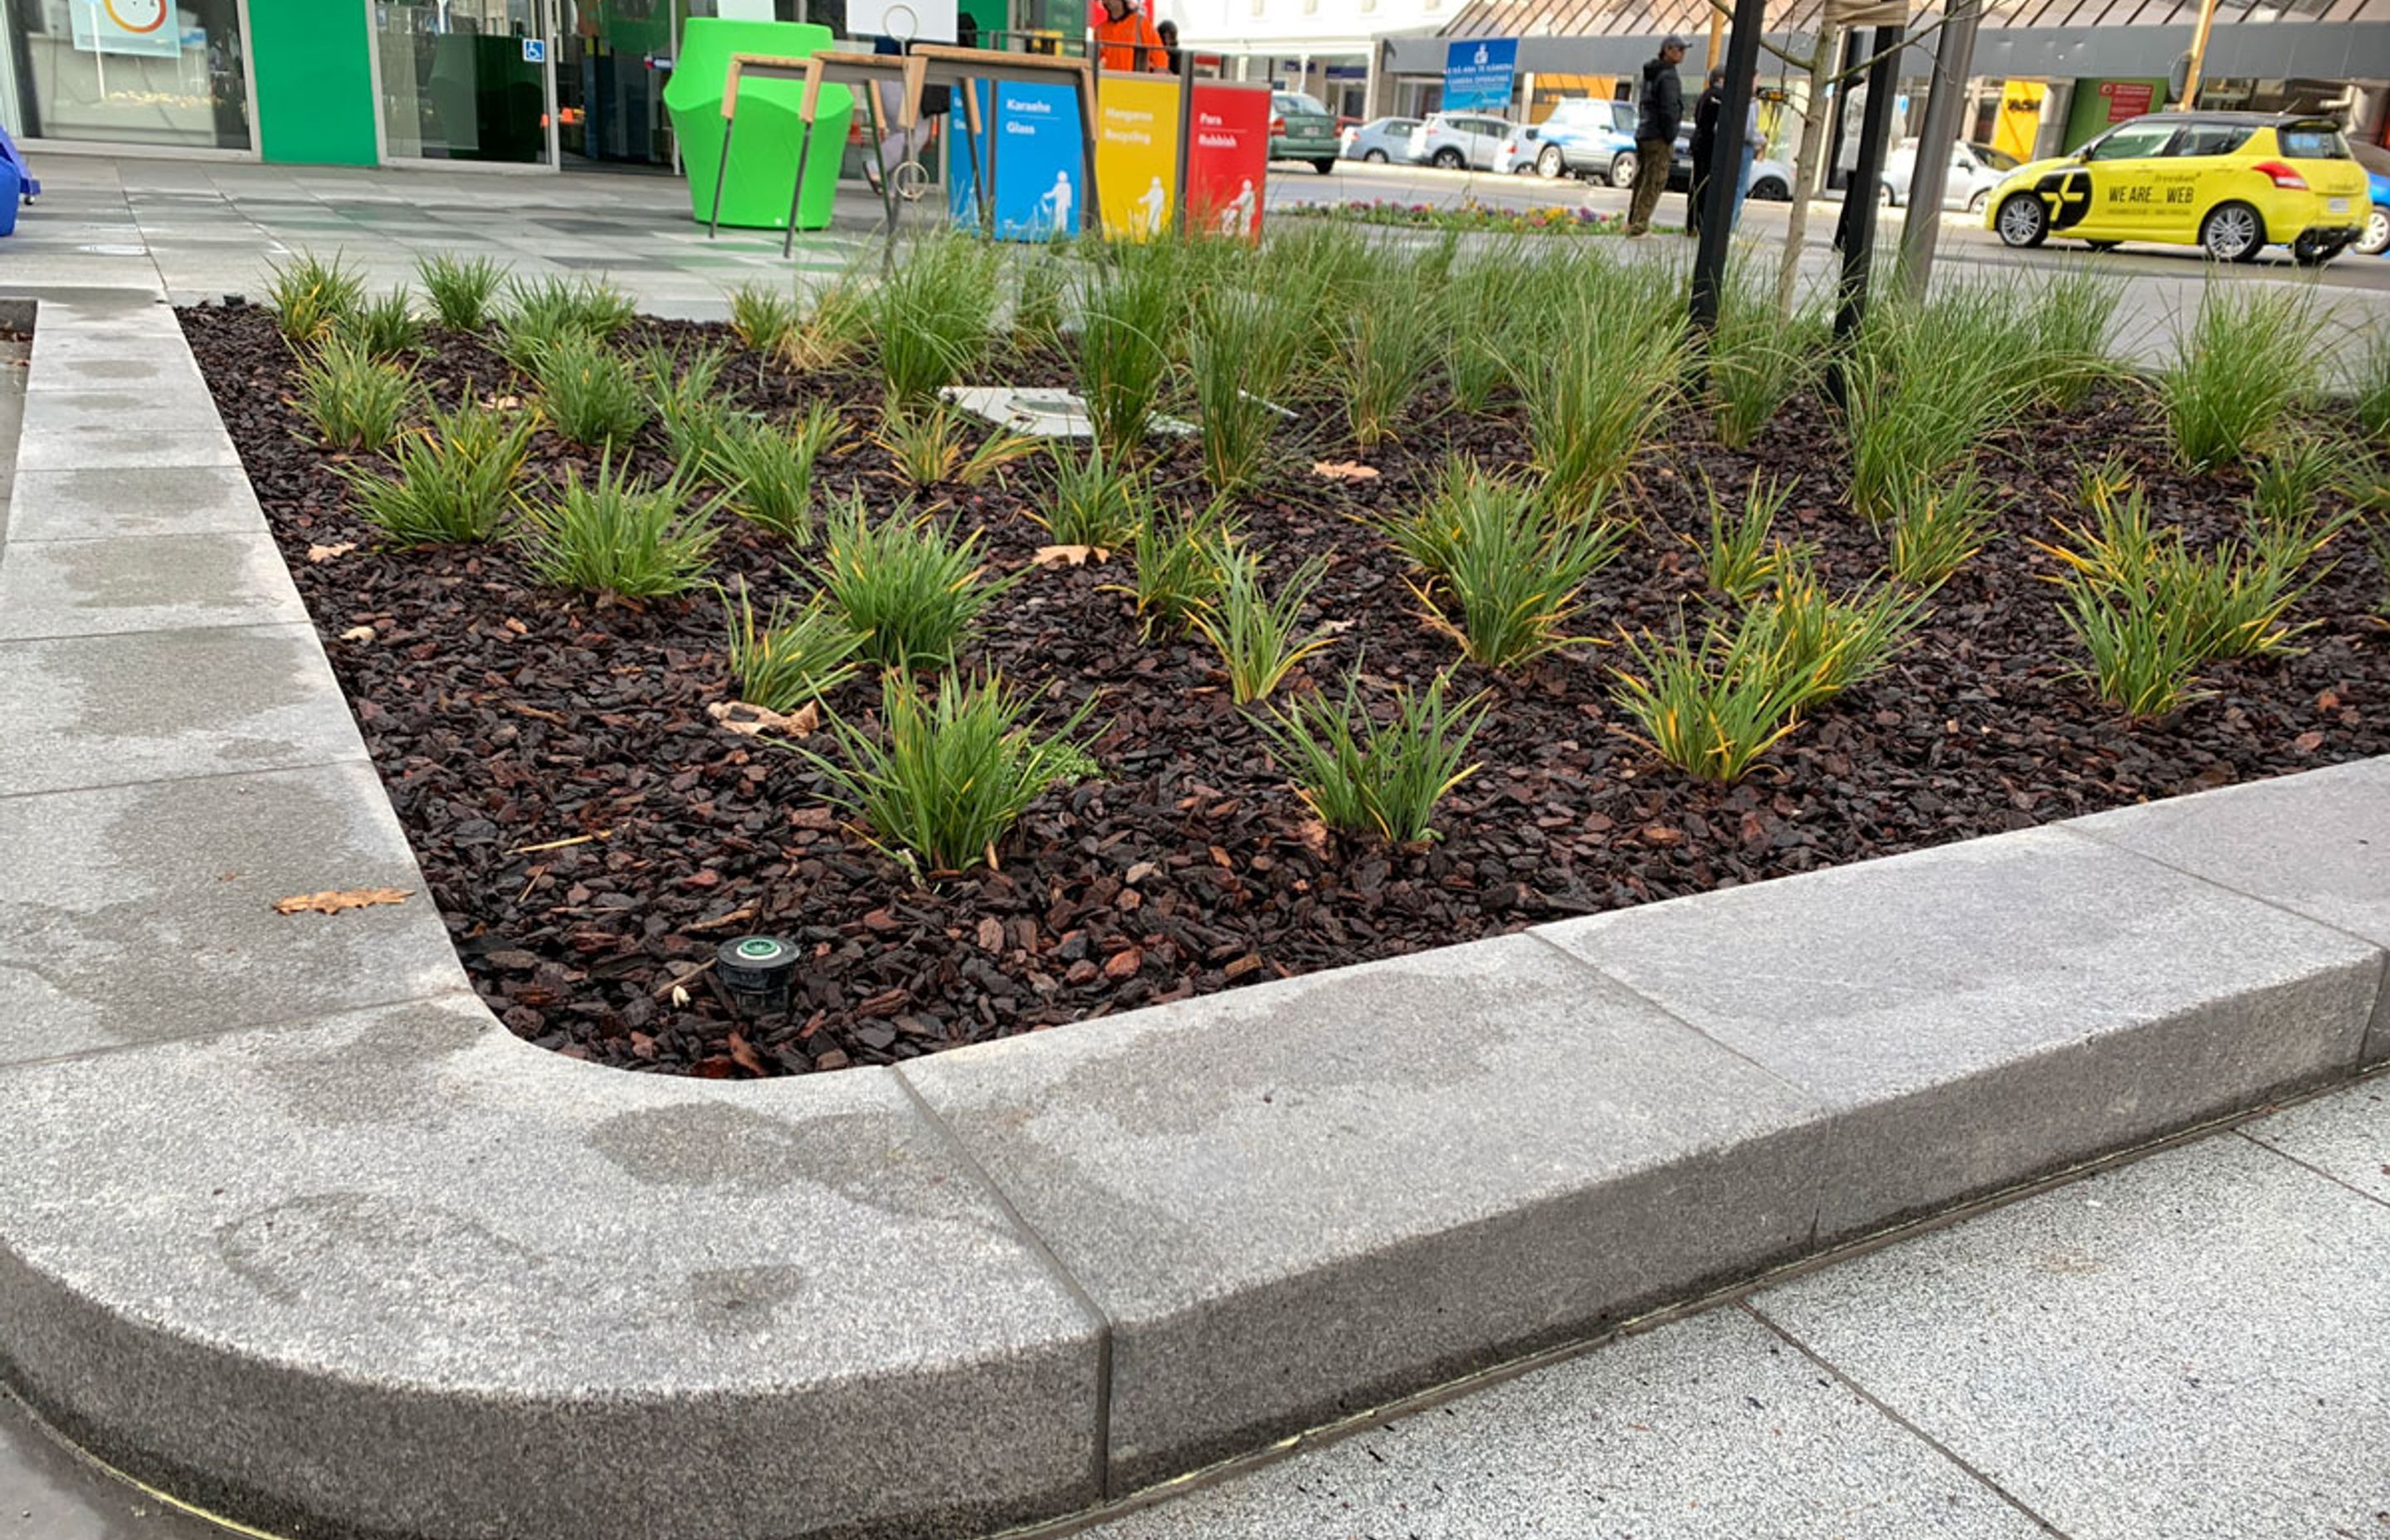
[21,349,205,396]
[0,997,1103,1540]
[0,530,304,640]
[1539,826,2383,1241]
[2071,760,2390,1063]
[26,331,191,368]
[4,465,263,542]
[1751,1120,2390,1540]
[0,762,466,1060]
[2241,1077,2390,1205]
[0,625,364,797]
[1092,1309,2046,1540]
[19,389,228,436]
[15,426,238,473]
[903,933,1834,1490]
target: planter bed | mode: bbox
[177,299,2390,1081]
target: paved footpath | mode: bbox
[5,1075,2381,1538]
[1082,1075,2390,1540]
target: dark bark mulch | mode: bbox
[178,301,2390,1078]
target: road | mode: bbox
[1265,157,2390,295]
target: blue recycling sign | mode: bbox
[949,80,1085,242]
[1441,37,1516,115]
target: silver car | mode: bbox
[1341,117,1422,164]
[1880,138,2021,213]
[1410,113,1523,173]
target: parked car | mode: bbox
[2353,138,2390,256]
[1495,97,1639,183]
[1269,92,1341,174]
[1881,138,2021,212]
[1665,133,1795,202]
[1410,112,1523,173]
[1341,116,1422,165]
[1986,110,2369,265]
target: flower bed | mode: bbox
[178,242,2390,1079]
[1284,197,1625,236]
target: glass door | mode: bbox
[556,0,677,168]
[373,0,556,164]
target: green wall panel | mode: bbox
[250,0,378,166]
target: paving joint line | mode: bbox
[2231,1125,2390,1215]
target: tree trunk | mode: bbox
[1775,21,1841,316]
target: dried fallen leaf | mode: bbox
[339,625,376,643]
[708,699,819,737]
[1033,543,1105,568]
[305,542,355,564]
[2293,730,2324,752]
[728,1032,768,1076]
[1311,460,1379,481]
[273,887,412,916]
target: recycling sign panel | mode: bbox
[1441,37,1516,115]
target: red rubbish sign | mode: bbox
[1185,80,1270,240]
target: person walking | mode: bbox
[1625,33,1688,237]
[1091,0,1167,73]
[1685,66,1724,237]
[1157,17,1184,74]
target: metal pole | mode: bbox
[1827,21,1904,407]
[2180,0,2222,108]
[1895,0,1980,295]
[1690,0,1768,336]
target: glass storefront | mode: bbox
[373,0,550,163]
[0,0,251,149]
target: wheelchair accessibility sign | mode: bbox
[523,37,548,64]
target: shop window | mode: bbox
[2,0,250,149]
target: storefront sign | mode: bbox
[1992,80,2046,163]
[2100,80,2155,121]
[1185,80,1269,240]
[71,0,179,59]
[1441,37,1516,115]
[951,80,1085,241]
[1094,74,1181,239]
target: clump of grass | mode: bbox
[1074,248,1183,460]
[339,287,421,358]
[1513,293,1685,512]
[2162,283,2314,472]
[2061,574,2209,719]
[534,331,650,448]
[873,232,1002,402]
[728,280,802,353]
[1040,441,1146,550]
[2250,434,2345,534]
[293,336,420,452]
[1710,271,1824,449]
[1188,285,1300,497]
[814,495,1012,670]
[1846,285,2029,521]
[802,670,1098,875]
[1702,475,1812,601]
[710,405,842,542]
[1439,247,1536,415]
[1121,498,1237,636]
[1344,280,1438,449]
[638,341,739,472]
[1190,548,1336,704]
[1609,608,1827,783]
[416,253,509,332]
[783,264,876,371]
[505,274,637,340]
[1382,459,1627,670]
[877,402,1038,489]
[1012,250,1071,353]
[2353,332,2390,443]
[1885,469,1997,587]
[722,585,861,712]
[265,251,364,347]
[2017,266,2121,411]
[1753,568,1928,699]
[1261,667,1486,845]
[341,402,532,547]
[519,458,719,597]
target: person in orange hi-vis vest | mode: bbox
[1090,0,1167,73]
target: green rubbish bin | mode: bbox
[665,19,853,232]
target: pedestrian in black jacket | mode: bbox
[1626,34,1689,236]
[1686,66,1725,237]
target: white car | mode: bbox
[1410,113,1523,173]
[1880,137,2022,212]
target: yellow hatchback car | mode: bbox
[1986,110,2370,266]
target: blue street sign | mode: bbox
[1441,37,1517,115]
[949,80,1084,241]
[522,37,548,65]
